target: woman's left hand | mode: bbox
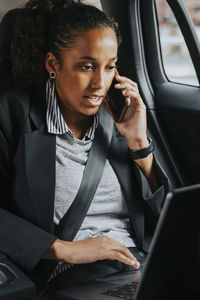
[104,74,149,150]
[104,74,160,191]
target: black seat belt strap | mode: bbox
[54,106,114,241]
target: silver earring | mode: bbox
[50,71,56,79]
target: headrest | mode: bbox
[0,9,23,62]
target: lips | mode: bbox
[88,96,100,102]
[84,95,104,106]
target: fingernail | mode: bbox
[126,97,131,106]
[131,260,140,268]
[136,262,140,268]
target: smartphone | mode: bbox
[107,70,130,122]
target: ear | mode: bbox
[45,52,59,74]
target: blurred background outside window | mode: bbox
[155,0,200,86]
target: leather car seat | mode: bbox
[0,9,23,92]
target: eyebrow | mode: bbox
[79,56,117,61]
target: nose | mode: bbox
[90,69,106,89]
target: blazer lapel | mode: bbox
[24,88,56,232]
[24,130,56,232]
[108,131,144,248]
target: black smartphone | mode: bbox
[107,72,130,122]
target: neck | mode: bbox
[68,116,93,140]
[59,104,94,140]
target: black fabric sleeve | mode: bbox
[133,156,172,216]
[0,102,57,274]
[0,209,57,274]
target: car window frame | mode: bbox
[140,0,200,88]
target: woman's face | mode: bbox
[46,27,118,118]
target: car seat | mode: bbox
[0,8,37,299]
[0,9,24,93]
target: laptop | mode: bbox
[56,184,200,300]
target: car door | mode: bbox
[101,0,200,187]
[142,0,200,185]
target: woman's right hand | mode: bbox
[44,236,140,269]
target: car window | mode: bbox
[155,0,199,86]
[82,0,102,9]
[0,0,25,21]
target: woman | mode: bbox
[0,0,170,298]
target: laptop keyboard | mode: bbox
[102,281,138,299]
[102,249,146,299]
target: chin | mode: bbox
[82,106,101,116]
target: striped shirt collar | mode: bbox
[46,79,98,140]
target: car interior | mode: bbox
[0,0,200,299]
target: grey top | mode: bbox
[55,133,135,247]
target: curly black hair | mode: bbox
[11,0,122,87]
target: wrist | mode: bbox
[127,137,149,151]
[43,239,71,260]
[128,137,154,160]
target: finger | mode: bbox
[114,82,133,91]
[111,242,140,267]
[123,90,140,99]
[113,251,140,269]
[114,84,140,100]
[96,237,140,268]
[118,245,137,262]
[115,75,139,89]
[123,90,145,109]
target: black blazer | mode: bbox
[0,87,170,285]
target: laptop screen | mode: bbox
[135,184,200,300]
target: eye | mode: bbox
[80,64,94,71]
[106,65,117,72]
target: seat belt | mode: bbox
[54,106,114,241]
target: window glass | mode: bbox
[0,0,25,20]
[155,0,199,86]
[82,0,102,9]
